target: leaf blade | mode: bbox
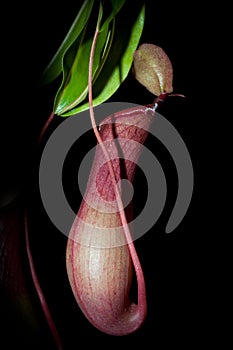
[42,0,95,85]
[54,2,111,115]
[99,0,126,31]
[61,2,145,116]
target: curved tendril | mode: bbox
[88,26,147,325]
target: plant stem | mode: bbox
[24,209,63,350]
[38,111,55,144]
[24,109,63,348]
[88,27,147,316]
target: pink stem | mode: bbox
[38,111,55,144]
[88,28,147,318]
[24,112,62,347]
[24,209,63,349]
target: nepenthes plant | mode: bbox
[0,0,191,347]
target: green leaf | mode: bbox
[54,0,127,116]
[42,0,95,85]
[60,1,145,117]
[53,2,110,115]
[100,0,126,31]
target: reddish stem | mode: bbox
[24,112,63,347]
[152,92,185,111]
[88,27,147,322]
[38,111,55,144]
[24,209,63,349]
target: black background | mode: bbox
[0,1,212,349]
